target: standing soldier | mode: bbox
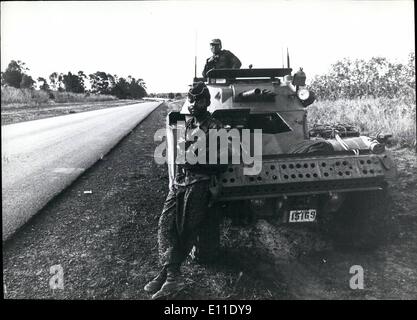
[144,82,225,299]
[202,39,242,77]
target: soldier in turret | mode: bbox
[202,39,241,78]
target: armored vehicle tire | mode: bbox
[323,186,393,250]
[191,206,221,264]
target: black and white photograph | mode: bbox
[1,0,416,306]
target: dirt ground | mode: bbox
[2,102,417,300]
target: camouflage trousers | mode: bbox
[158,180,211,267]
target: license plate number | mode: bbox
[289,209,317,222]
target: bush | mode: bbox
[310,53,415,101]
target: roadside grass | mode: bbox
[50,91,117,103]
[1,86,117,107]
[308,97,416,149]
[1,87,49,105]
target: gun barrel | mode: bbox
[240,88,261,98]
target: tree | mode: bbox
[111,77,130,99]
[49,72,64,91]
[49,72,58,90]
[62,72,85,93]
[37,77,50,91]
[109,75,147,99]
[137,78,147,90]
[20,74,35,89]
[128,77,147,98]
[2,60,29,88]
[89,71,115,94]
[57,73,64,92]
[77,71,87,91]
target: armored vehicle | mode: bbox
[166,67,397,261]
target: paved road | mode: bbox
[1,101,162,241]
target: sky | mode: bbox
[1,0,415,93]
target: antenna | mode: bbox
[194,56,197,79]
[194,30,198,79]
[287,47,290,69]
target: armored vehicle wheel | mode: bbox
[323,186,393,250]
[191,206,221,264]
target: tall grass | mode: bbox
[308,98,416,148]
[1,87,49,105]
[307,54,415,149]
[50,91,117,103]
[1,86,117,106]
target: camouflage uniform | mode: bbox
[158,111,224,267]
[202,49,242,77]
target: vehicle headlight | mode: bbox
[297,88,310,100]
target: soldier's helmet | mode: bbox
[188,81,211,106]
[210,39,222,47]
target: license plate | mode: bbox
[289,209,317,222]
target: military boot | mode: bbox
[144,266,167,294]
[151,264,185,300]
